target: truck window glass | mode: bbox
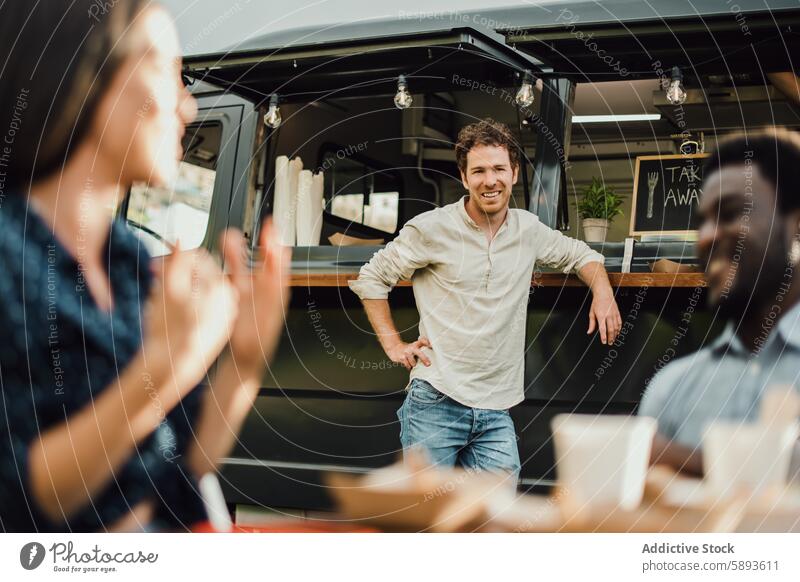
[322,150,400,235]
[126,122,221,256]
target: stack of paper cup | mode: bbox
[551,414,657,510]
[296,170,324,246]
[274,156,324,246]
[273,156,303,246]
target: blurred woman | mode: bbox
[0,1,288,531]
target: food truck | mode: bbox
[123,0,800,512]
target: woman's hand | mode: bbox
[143,245,239,391]
[183,223,288,477]
[220,220,290,375]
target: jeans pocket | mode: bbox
[408,379,447,405]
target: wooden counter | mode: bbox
[289,271,707,288]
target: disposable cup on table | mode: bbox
[551,414,657,511]
[703,421,800,500]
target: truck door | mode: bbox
[122,91,258,258]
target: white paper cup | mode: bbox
[551,414,657,510]
[703,421,799,499]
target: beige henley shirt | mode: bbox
[349,197,604,410]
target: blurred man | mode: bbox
[640,128,800,475]
[349,118,621,478]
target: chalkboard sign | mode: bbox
[629,153,709,236]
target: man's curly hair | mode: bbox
[455,117,520,174]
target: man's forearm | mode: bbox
[577,261,614,297]
[362,299,403,353]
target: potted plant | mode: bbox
[575,177,624,243]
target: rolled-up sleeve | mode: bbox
[535,222,604,273]
[348,221,432,300]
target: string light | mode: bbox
[264,94,281,128]
[394,75,413,109]
[515,70,535,108]
[666,67,687,105]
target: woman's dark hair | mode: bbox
[704,128,800,213]
[0,0,150,190]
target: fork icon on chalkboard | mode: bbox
[646,172,659,219]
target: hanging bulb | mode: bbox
[264,94,281,128]
[394,75,413,109]
[515,70,535,108]
[666,66,687,106]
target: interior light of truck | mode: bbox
[394,75,413,109]
[515,70,535,108]
[264,94,282,128]
[572,114,662,123]
[666,66,687,106]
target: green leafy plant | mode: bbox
[575,177,624,221]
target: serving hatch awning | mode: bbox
[182,18,543,105]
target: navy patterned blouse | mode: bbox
[0,193,206,532]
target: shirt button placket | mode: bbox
[485,242,493,293]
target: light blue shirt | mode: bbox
[639,302,800,448]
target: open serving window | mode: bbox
[182,21,541,248]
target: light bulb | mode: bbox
[515,70,535,108]
[394,75,413,109]
[264,95,281,128]
[666,67,687,105]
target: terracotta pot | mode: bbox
[582,218,609,243]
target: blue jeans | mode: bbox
[397,378,520,479]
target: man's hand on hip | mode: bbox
[386,337,432,370]
[588,292,622,345]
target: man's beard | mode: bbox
[711,236,792,321]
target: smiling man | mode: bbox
[349,118,621,478]
[640,128,800,476]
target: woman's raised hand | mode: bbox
[220,220,291,374]
[143,244,239,393]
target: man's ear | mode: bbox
[460,170,469,191]
[512,164,519,185]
